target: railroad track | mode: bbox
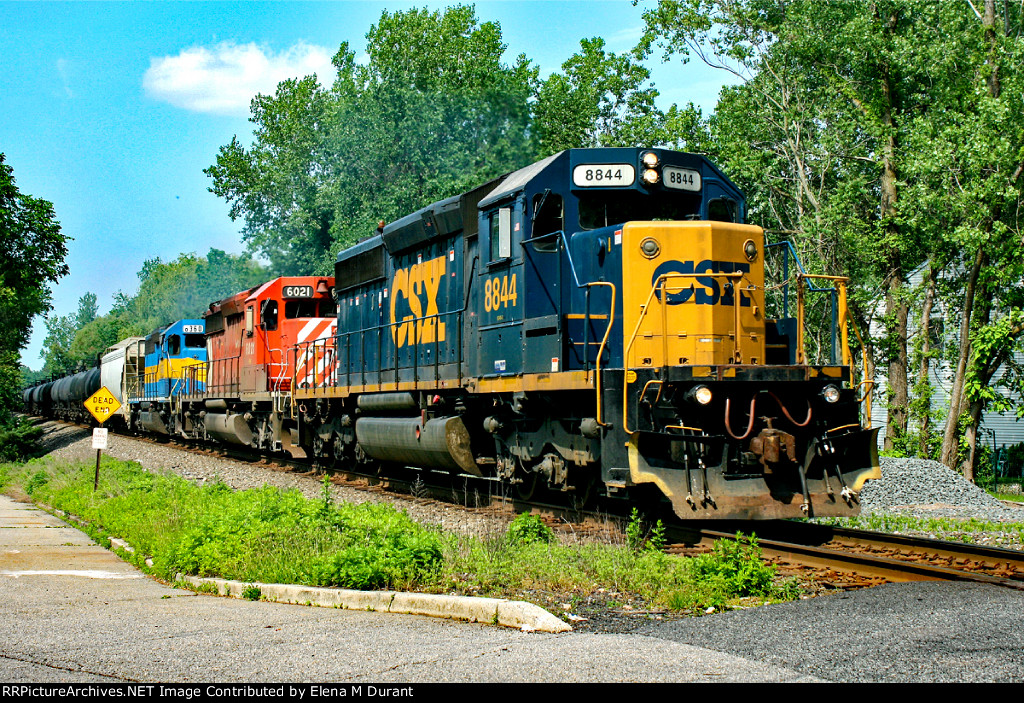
[34,416,1024,592]
[666,521,1024,591]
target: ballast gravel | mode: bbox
[33,420,1024,529]
[859,456,1024,523]
[31,420,512,539]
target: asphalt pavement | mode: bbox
[3,493,1024,684]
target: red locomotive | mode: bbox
[180,276,336,452]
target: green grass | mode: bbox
[988,490,1024,503]
[814,511,1024,545]
[0,455,805,616]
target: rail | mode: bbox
[669,523,1024,591]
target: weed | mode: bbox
[3,453,810,618]
[24,468,49,496]
[625,508,644,551]
[410,475,428,499]
[242,585,262,601]
[505,513,553,545]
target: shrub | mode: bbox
[687,533,780,598]
[505,512,553,545]
[0,418,43,462]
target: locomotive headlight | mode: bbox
[641,151,660,168]
[640,237,661,259]
[687,385,713,405]
[743,239,758,262]
[821,384,841,404]
[642,168,660,185]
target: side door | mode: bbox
[477,198,524,377]
[521,190,563,374]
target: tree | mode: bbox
[534,37,665,152]
[0,152,69,424]
[208,5,537,276]
[636,0,1024,468]
[62,249,271,366]
[41,292,102,375]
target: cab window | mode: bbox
[261,300,279,331]
[489,207,512,261]
[531,193,562,252]
[708,197,738,223]
[166,335,181,355]
[578,191,701,229]
[285,299,319,319]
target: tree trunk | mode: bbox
[941,248,985,467]
[878,63,908,452]
[916,262,936,458]
[962,399,985,483]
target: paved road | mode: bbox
[3,494,1023,684]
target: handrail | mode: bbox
[794,273,850,366]
[623,269,754,434]
[526,230,617,427]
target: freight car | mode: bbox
[291,147,880,520]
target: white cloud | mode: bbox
[143,41,336,116]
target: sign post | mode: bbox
[83,387,121,492]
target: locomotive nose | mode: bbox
[619,220,765,369]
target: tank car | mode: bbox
[293,148,880,520]
[47,367,101,424]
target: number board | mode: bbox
[83,386,122,425]
[572,164,636,187]
[182,324,203,334]
[662,166,702,192]
[282,285,314,298]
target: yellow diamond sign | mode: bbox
[84,386,122,425]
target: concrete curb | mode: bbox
[42,503,571,634]
[175,574,572,633]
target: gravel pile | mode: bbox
[859,457,1024,523]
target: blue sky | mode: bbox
[2,1,735,370]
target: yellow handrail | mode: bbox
[589,281,616,428]
[622,270,752,434]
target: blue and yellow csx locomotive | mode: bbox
[293,147,880,520]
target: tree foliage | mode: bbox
[207,5,671,276]
[207,5,539,275]
[0,153,68,423]
[41,250,269,375]
[638,0,1024,478]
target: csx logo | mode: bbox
[652,260,752,306]
[390,255,447,348]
